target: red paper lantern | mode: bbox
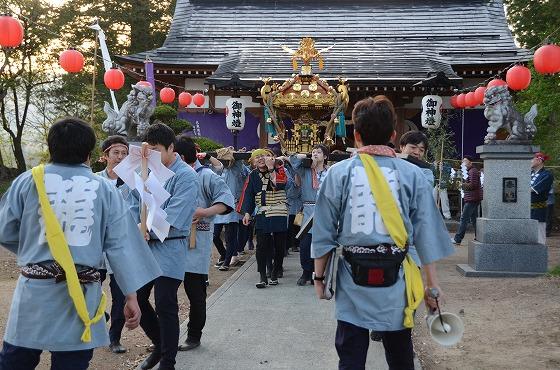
[0,15,24,48]
[160,87,176,104]
[487,79,507,89]
[474,86,486,105]
[137,80,151,87]
[178,92,192,107]
[193,93,205,107]
[104,68,125,90]
[465,92,477,107]
[59,48,84,73]
[450,95,460,109]
[533,44,560,74]
[456,93,466,109]
[506,65,531,91]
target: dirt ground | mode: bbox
[0,248,244,370]
[414,233,560,370]
[0,233,559,369]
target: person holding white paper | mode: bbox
[129,123,199,370]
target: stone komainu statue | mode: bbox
[102,84,155,138]
[483,85,538,143]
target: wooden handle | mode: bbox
[140,142,149,237]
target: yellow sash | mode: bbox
[32,165,107,342]
[358,154,424,328]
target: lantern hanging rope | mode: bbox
[4,4,560,106]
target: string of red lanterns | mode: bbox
[2,12,558,112]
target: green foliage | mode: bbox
[1,0,60,172]
[426,113,458,190]
[503,0,560,48]
[514,67,560,166]
[547,265,560,277]
[426,113,457,163]
[167,119,193,134]
[150,105,193,134]
[151,104,178,123]
[193,137,223,152]
[503,1,560,166]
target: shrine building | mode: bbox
[118,0,528,156]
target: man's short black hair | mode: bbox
[464,155,475,162]
[48,117,96,164]
[142,122,175,149]
[312,144,329,158]
[101,135,129,152]
[174,135,197,164]
[352,96,396,146]
[399,131,428,149]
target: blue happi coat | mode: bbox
[130,154,199,281]
[531,168,554,222]
[187,161,235,274]
[0,163,161,351]
[213,160,250,224]
[312,155,454,331]
[290,155,328,233]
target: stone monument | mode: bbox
[457,86,547,277]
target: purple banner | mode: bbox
[409,109,487,159]
[447,109,487,159]
[179,110,261,150]
[144,61,156,107]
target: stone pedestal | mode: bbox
[456,144,548,277]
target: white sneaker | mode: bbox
[230,256,240,266]
[451,238,460,245]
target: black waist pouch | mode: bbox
[343,245,408,287]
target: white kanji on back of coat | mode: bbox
[38,174,100,246]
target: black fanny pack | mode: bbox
[342,244,408,287]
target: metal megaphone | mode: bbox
[425,288,464,347]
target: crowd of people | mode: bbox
[0,94,555,369]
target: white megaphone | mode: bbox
[425,288,464,347]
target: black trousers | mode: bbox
[212,224,227,261]
[238,220,254,251]
[137,276,182,370]
[223,222,240,266]
[299,233,313,278]
[183,272,208,342]
[0,341,93,370]
[108,274,126,343]
[256,231,287,278]
[335,320,414,370]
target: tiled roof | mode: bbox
[119,0,529,82]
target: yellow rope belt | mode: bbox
[359,154,424,329]
[32,165,106,342]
